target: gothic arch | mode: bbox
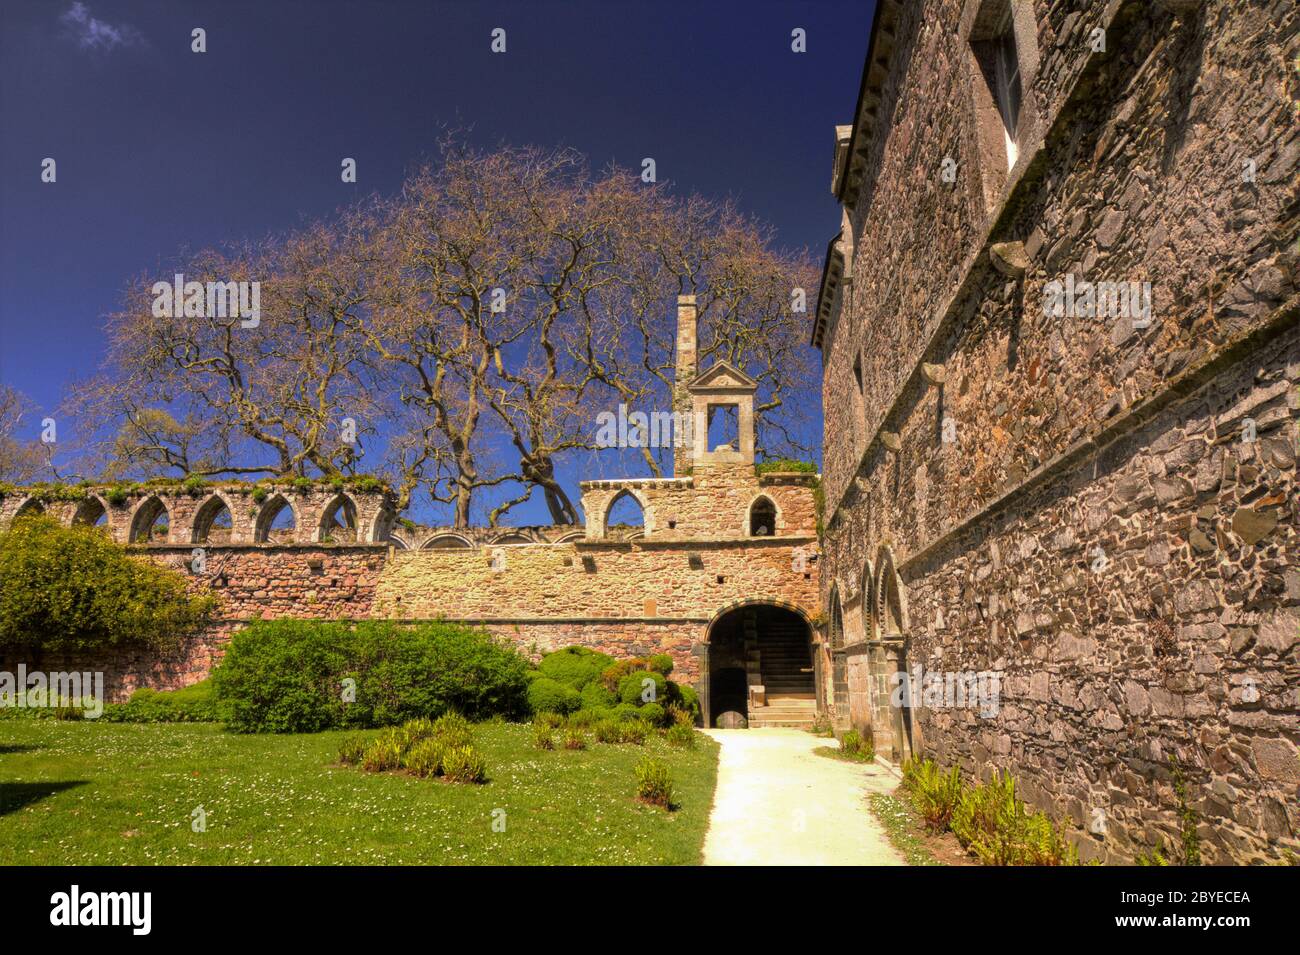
[860,556,877,643]
[875,545,909,638]
[746,494,780,537]
[191,493,235,544]
[129,496,170,544]
[254,494,297,543]
[317,493,359,543]
[828,584,845,650]
[13,497,44,520]
[552,531,585,544]
[71,495,109,529]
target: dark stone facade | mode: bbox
[814,0,1298,862]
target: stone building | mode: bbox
[1,298,821,729]
[813,0,1298,862]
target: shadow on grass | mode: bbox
[0,781,87,816]
[0,744,40,755]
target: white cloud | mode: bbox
[59,2,145,52]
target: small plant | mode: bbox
[441,744,487,783]
[362,734,406,772]
[620,720,650,745]
[666,703,694,728]
[535,711,564,729]
[1136,841,1170,866]
[905,758,964,832]
[666,723,696,748]
[809,714,833,737]
[337,735,368,766]
[403,738,445,778]
[635,758,674,809]
[842,730,863,754]
[1170,757,1201,866]
[402,717,435,743]
[533,723,555,750]
[562,728,587,750]
[431,711,470,737]
[594,719,622,743]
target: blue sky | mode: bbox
[0,0,873,523]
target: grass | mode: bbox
[0,720,718,865]
[868,792,945,866]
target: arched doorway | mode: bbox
[705,603,815,729]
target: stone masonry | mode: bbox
[814,0,1298,862]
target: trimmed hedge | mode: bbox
[212,619,530,733]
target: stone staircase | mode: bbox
[748,693,817,728]
[747,616,816,728]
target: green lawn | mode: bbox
[0,720,719,865]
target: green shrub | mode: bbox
[621,720,651,745]
[647,654,674,676]
[100,678,228,723]
[632,701,663,726]
[212,619,530,733]
[537,646,615,689]
[562,728,587,750]
[440,744,487,783]
[338,734,368,765]
[534,711,564,729]
[617,670,667,706]
[527,677,581,715]
[403,738,446,778]
[579,681,616,710]
[593,719,622,743]
[670,683,700,723]
[0,516,214,654]
[666,723,696,748]
[635,758,674,809]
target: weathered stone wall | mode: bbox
[1,468,819,704]
[817,0,1299,862]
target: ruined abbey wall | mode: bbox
[816,0,1298,863]
[1,467,819,704]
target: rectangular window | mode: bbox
[706,403,739,452]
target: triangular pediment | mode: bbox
[687,360,757,394]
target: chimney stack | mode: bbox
[673,295,697,477]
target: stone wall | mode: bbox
[2,467,820,705]
[816,0,1299,862]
